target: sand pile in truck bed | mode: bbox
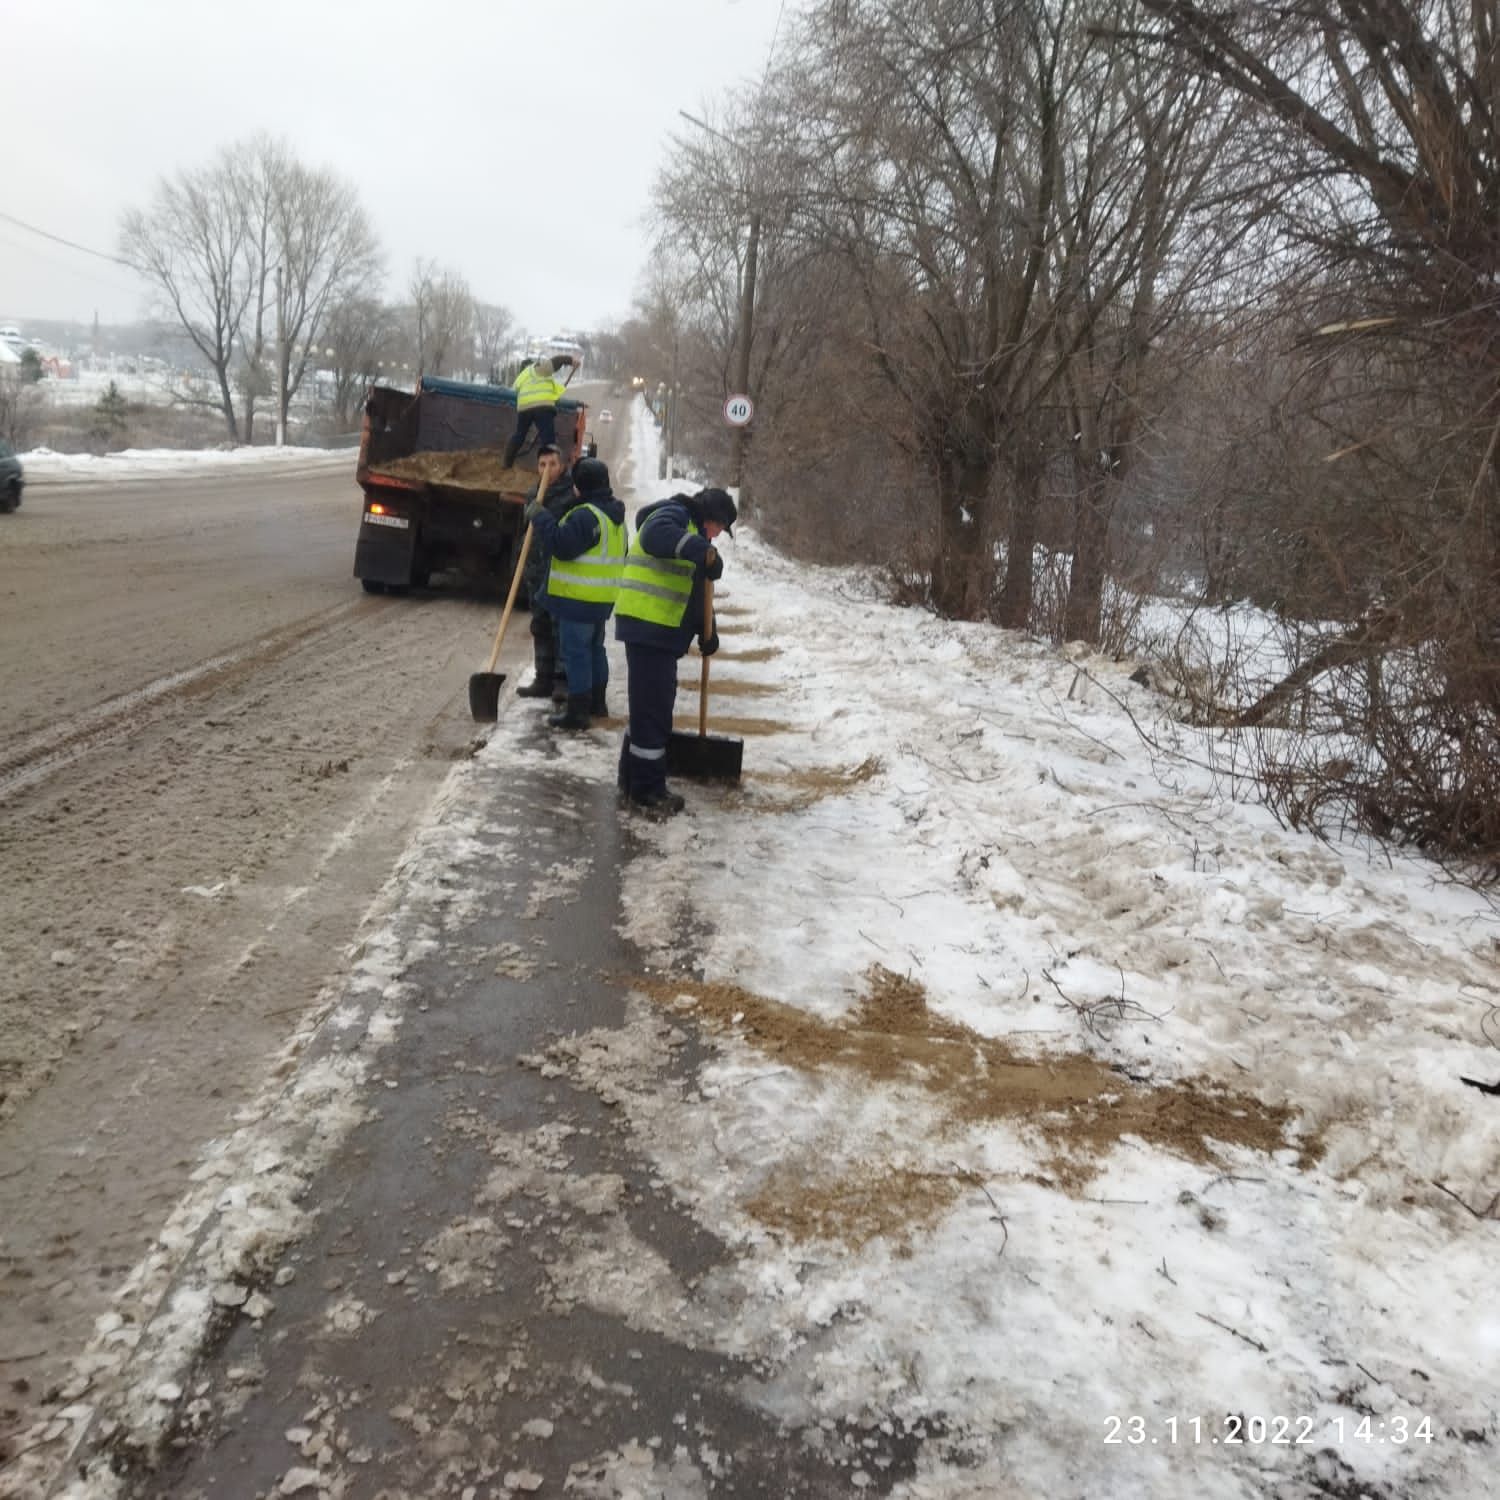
[369,449,534,493]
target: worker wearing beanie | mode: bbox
[503,352,577,467]
[613,487,737,816]
[526,458,628,731]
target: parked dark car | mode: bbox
[0,440,22,513]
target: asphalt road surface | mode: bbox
[0,383,630,1465]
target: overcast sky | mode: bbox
[2,0,791,337]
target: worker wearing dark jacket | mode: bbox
[516,444,575,701]
[527,458,628,731]
[613,487,737,815]
[503,355,577,467]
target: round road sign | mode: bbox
[723,393,754,427]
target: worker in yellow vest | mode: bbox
[525,458,627,730]
[503,353,577,467]
[613,488,736,815]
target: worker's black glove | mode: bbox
[523,499,544,526]
[700,629,720,658]
[703,552,725,581]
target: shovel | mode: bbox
[667,568,744,781]
[468,523,535,721]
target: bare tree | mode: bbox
[228,134,291,444]
[325,295,401,427]
[271,163,381,434]
[409,260,474,379]
[121,149,255,440]
[474,302,516,383]
[121,134,382,443]
[781,0,1102,620]
[1132,0,1500,856]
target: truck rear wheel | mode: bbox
[361,578,386,594]
[0,482,20,514]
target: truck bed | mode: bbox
[366,449,534,495]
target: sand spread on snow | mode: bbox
[635,964,1315,1219]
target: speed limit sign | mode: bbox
[723,393,754,427]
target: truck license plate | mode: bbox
[364,512,409,529]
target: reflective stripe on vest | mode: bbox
[614,532,696,628]
[515,366,566,411]
[546,506,627,605]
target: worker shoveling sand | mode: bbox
[369,448,534,493]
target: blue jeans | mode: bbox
[557,617,608,696]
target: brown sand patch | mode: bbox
[748,1165,962,1250]
[370,449,533,493]
[733,756,884,812]
[671,715,790,736]
[636,966,1315,1190]
[715,646,779,663]
[677,677,775,697]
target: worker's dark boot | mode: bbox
[590,683,609,718]
[548,693,591,732]
[551,673,569,706]
[631,787,685,820]
[516,649,555,698]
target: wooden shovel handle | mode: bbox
[699,576,714,739]
[484,523,535,673]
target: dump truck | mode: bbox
[352,375,594,595]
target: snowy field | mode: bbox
[18,396,1497,1499]
[21,444,351,483]
[33,371,178,408]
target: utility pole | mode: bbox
[732,211,760,503]
[274,265,286,448]
[667,334,680,481]
[678,111,761,508]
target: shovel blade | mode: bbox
[468,671,507,722]
[667,730,744,782]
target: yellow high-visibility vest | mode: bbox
[614,528,696,627]
[515,365,566,411]
[546,506,627,606]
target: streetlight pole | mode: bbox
[274,265,286,448]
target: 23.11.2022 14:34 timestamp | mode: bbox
[1104,1414,1435,1446]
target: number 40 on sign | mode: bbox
[723,394,754,427]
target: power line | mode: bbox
[764,0,788,81]
[0,230,140,299]
[0,209,132,267]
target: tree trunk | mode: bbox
[996,457,1041,629]
[1063,469,1113,644]
[216,367,239,442]
[932,457,992,619]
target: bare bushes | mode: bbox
[0,380,45,448]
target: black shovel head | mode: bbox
[468,670,507,723]
[667,729,744,781]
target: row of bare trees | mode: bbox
[120,135,518,439]
[645,0,1500,861]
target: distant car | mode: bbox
[599,409,613,423]
[0,440,22,513]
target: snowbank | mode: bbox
[21,445,352,485]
